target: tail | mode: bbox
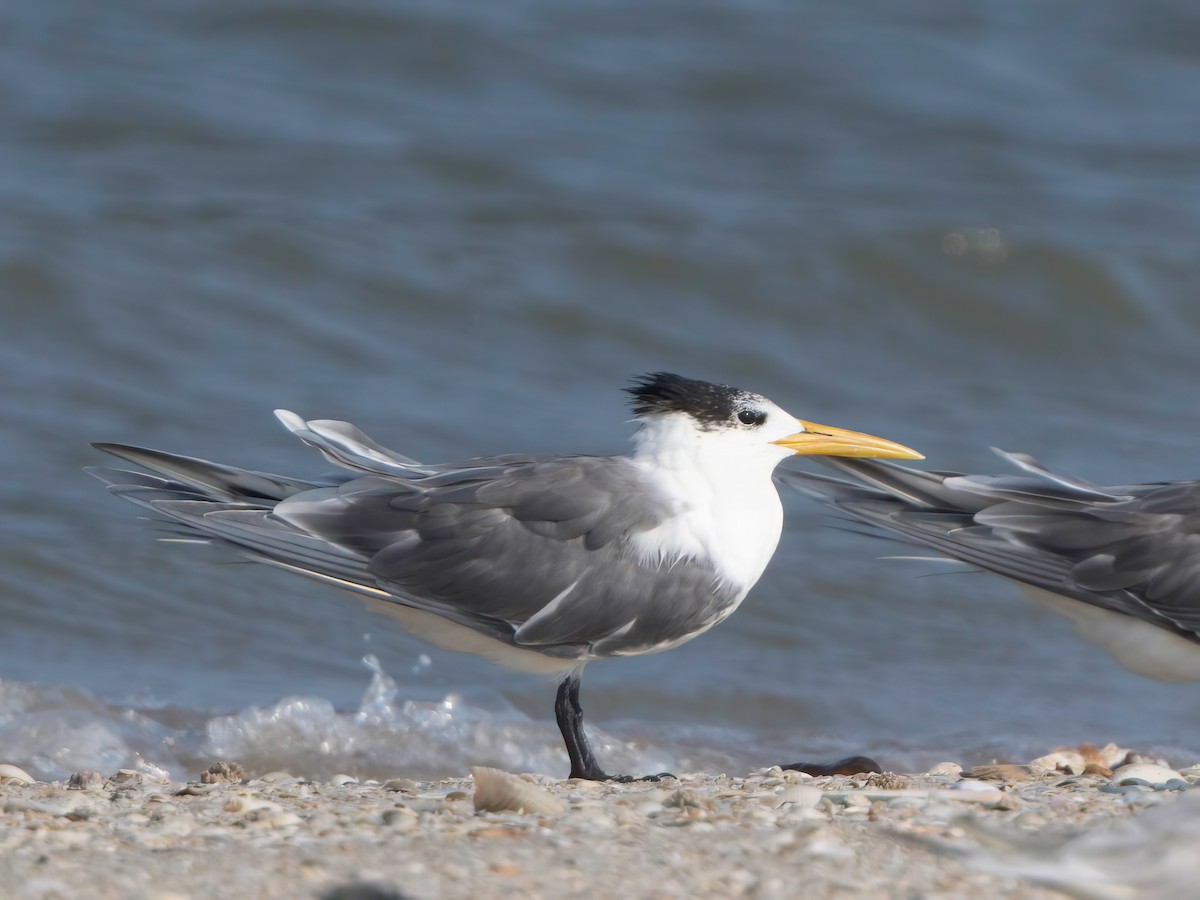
[88,443,324,509]
[87,421,399,601]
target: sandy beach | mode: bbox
[2,750,1195,900]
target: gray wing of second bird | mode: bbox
[777,451,1200,642]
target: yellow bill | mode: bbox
[774,420,924,459]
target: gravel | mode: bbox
[1,752,1196,899]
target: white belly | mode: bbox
[1023,587,1200,682]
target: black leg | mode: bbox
[779,755,881,777]
[555,673,613,781]
[553,673,672,782]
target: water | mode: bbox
[4,1,1200,781]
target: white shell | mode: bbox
[1110,763,1184,786]
[776,784,822,809]
[1029,750,1086,774]
[0,764,34,784]
[471,766,565,815]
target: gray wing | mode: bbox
[777,451,1200,642]
[93,415,738,660]
[275,455,738,657]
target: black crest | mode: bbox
[625,373,746,425]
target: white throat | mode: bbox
[626,414,790,591]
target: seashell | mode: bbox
[1031,743,1134,774]
[1089,742,1134,769]
[776,784,821,809]
[0,764,34,785]
[1110,763,1184,788]
[1029,750,1085,774]
[471,766,565,815]
[1178,764,1200,784]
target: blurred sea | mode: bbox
[5,1,1200,781]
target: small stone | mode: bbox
[224,796,280,815]
[174,784,214,797]
[381,778,418,793]
[663,789,712,811]
[1013,810,1048,828]
[255,772,295,784]
[200,762,247,784]
[153,816,195,838]
[329,774,359,787]
[965,764,1035,783]
[781,769,813,784]
[925,762,962,778]
[1178,764,1200,783]
[67,771,103,791]
[270,812,303,829]
[47,830,91,847]
[445,790,470,802]
[382,808,419,830]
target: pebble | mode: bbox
[67,770,104,791]
[382,808,419,831]
[270,812,304,829]
[381,778,419,793]
[964,765,1035,783]
[925,762,962,778]
[224,796,281,815]
[329,774,359,787]
[254,772,296,785]
[200,762,247,784]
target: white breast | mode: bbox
[628,455,784,592]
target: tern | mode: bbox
[779,451,1200,683]
[89,373,922,781]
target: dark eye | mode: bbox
[737,409,766,426]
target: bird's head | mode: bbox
[626,372,923,471]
